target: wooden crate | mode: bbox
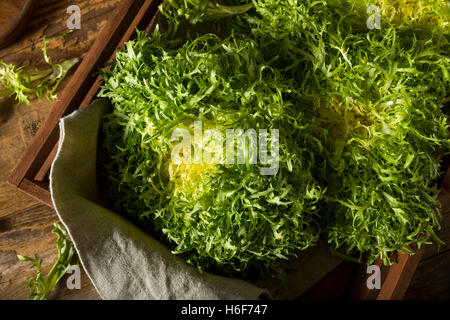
[6,0,429,300]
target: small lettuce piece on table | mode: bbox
[17,222,78,300]
[0,35,78,105]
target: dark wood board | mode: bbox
[0,0,38,49]
[0,0,122,299]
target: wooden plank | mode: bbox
[0,0,121,65]
[34,143,58,182]
[1,0,120,218]
[0,203,58,299]
[0,0,37,49]
[404,250,450,300]
[299,262,357,299]
[7,0,149,189]
[376,249,424,300]
[0,204,99,299]
[348,258,385,300]
[0,0,121,300]
[18,179,53,207]
[32,0,162,183]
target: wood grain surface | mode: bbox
[1,0,449,300]
[0,0,37,49]
[0,0,122,300]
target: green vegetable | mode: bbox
[0,35,78,104]
[99,0,450,278]
[99,30,323,278]
[160,0,254,24]
[235,0,450,265]
[348,0,450,32]
[17,222,77,300]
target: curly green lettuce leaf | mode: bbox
[99,30,324,278]
[0,35,78,105]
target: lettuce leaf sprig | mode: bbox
[0,36,78,105]
[17,222,77,300]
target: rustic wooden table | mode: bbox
[0,0,449,300]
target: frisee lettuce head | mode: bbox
[99,31,324,277]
